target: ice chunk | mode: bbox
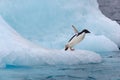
[0,16,102,67]
[1,50,102,67]
[76,34,119,52]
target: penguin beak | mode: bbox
[87,31,90,33]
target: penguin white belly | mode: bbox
[68,33,85,47]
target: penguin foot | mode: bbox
[70,48,75,51]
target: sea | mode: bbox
[0,51,120,80]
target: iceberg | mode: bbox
[0,0,119,67]
[0,16,102,67]
[76,34,119,52]
[0,0,120,48]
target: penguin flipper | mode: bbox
[72,25,79,34]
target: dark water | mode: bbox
[0,51,120,80]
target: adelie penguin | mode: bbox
[65,25,90,51]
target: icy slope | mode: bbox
[0,16,102,67]
[0,0,120,48]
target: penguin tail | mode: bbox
[65,45,69,51]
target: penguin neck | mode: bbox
[83,32,86,37]
[78,31,86,36]
[79,32,86,39]
[80,32,86,36]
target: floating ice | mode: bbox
[1,50,102,67]
[0,16,102,67]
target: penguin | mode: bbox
[65,25,90,51]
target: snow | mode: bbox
[0,16,102,67]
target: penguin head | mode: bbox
[82,29,90,33]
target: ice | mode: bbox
[0,16,102,67]
[0,0,120,79]
[0,0,120,48]
[0,0,119,68]
[76,34,119,52]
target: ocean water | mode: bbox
[0,51,120,80]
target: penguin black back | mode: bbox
[68,29,90,42]
[77,29,90,36]
[82,29,90,33]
